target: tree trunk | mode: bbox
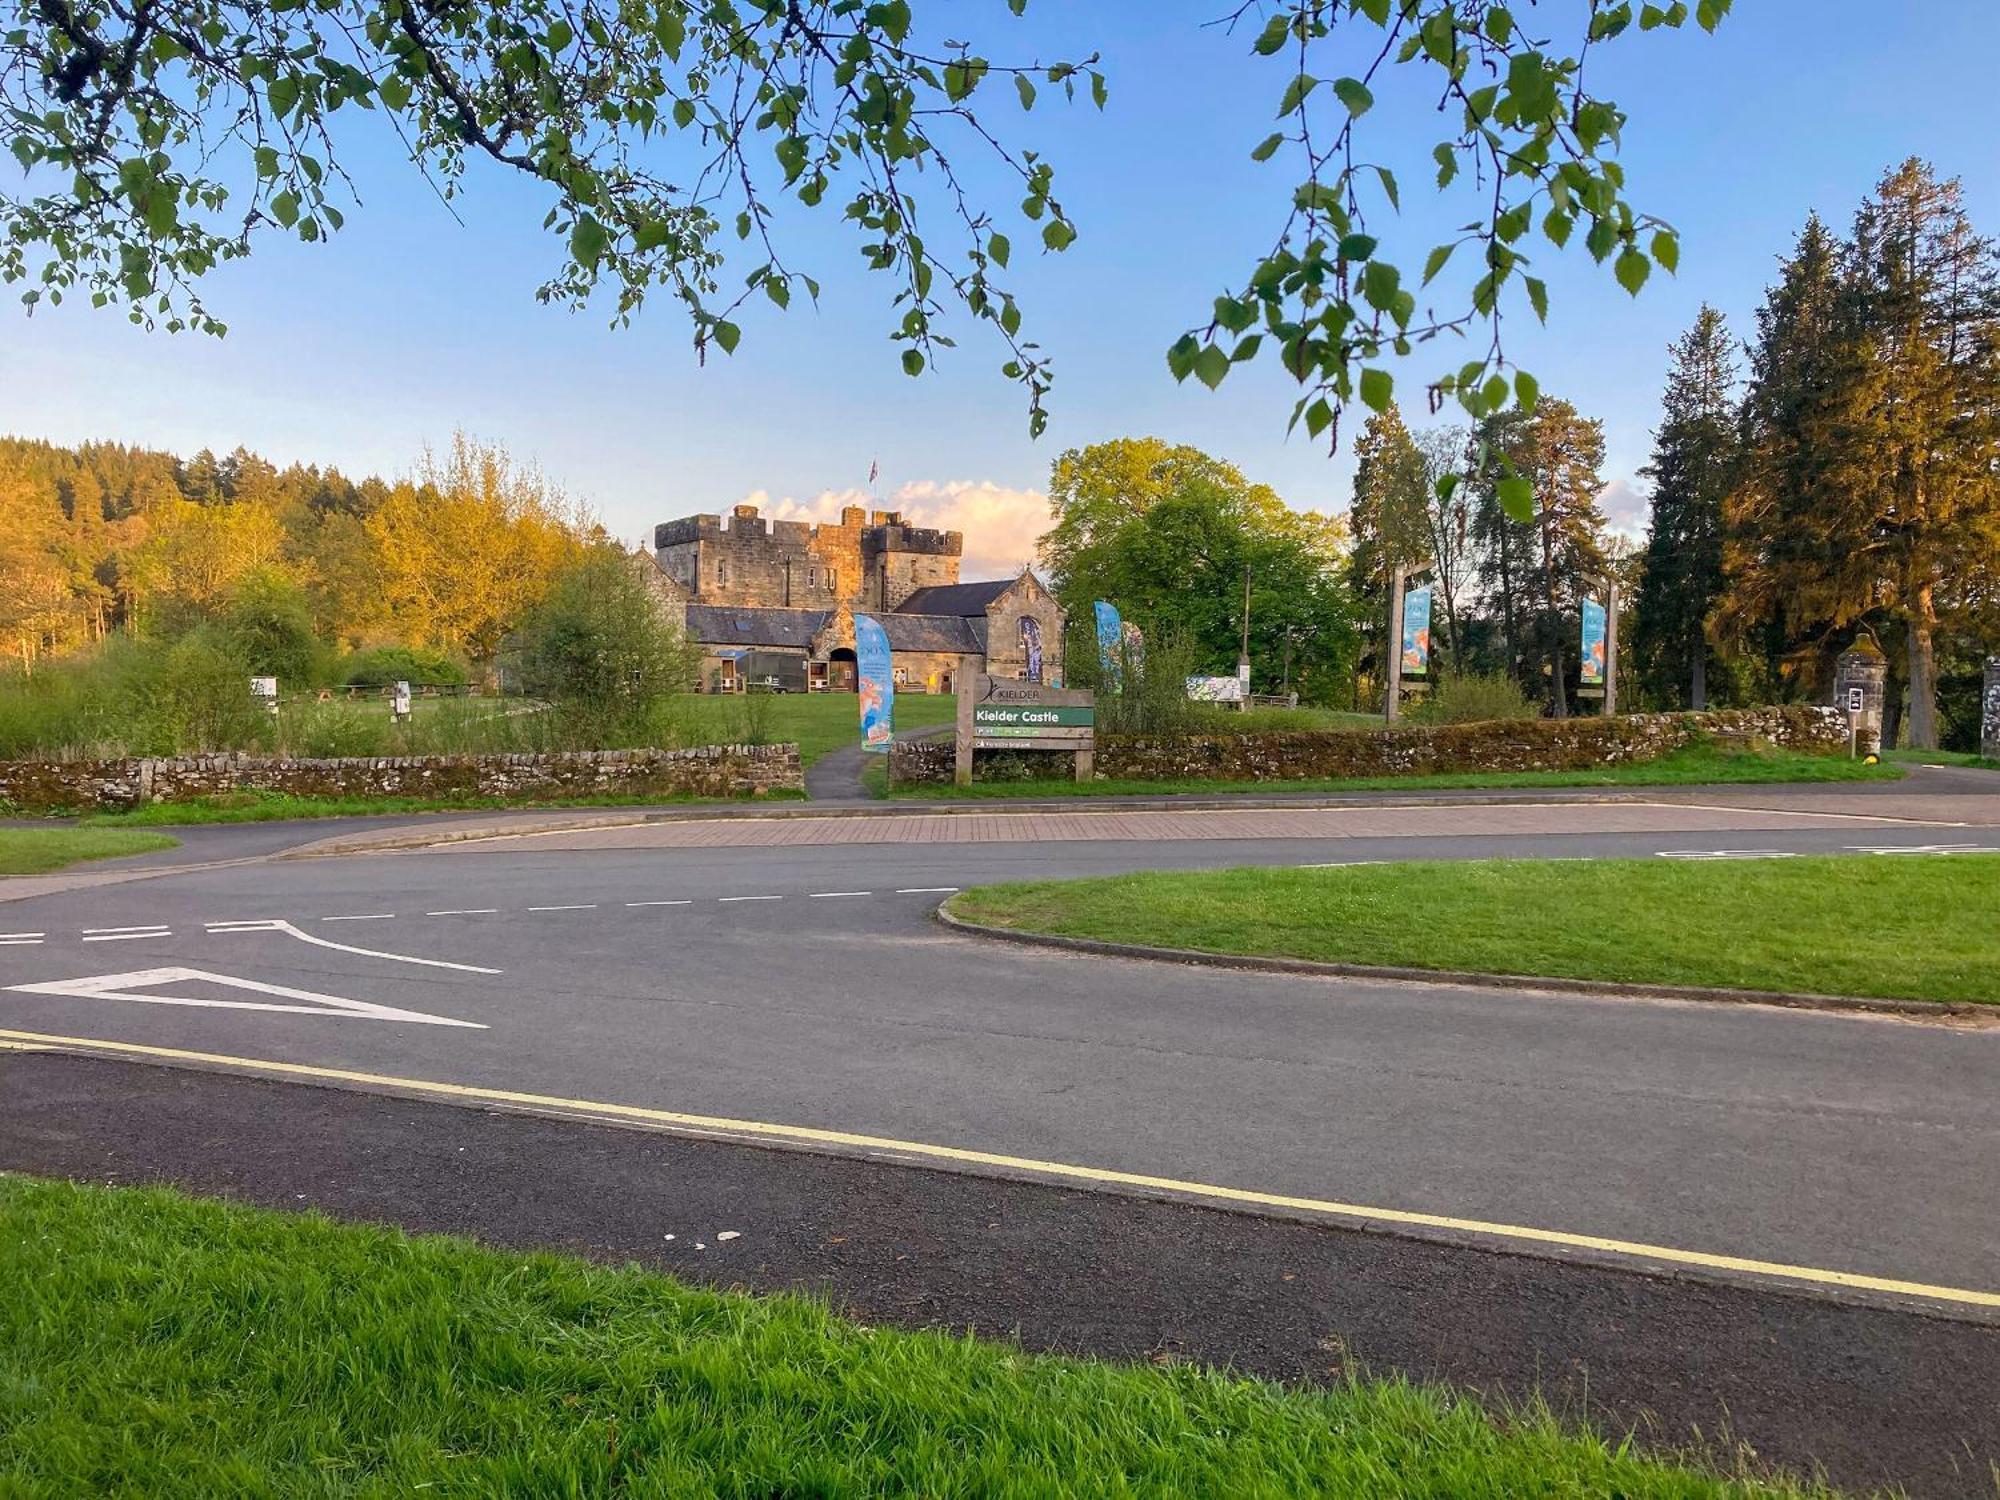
[1536,513,1566,719]
[1690,644,1707,711]
[1905,582,1939,750]
[1545,608,1568,718]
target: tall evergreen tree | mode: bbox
[1843,159,2000,747]
[1473,400,1609,713]
[1470,409,1535,689]
[1633,306,1739,709]
[1346,406,1431,693]
[1716,215,1877,695]
[1415,425,1476,674]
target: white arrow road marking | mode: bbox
[5,967,486,1028]
[202,919,500,975]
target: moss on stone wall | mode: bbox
[0,744,804,813]
[889,707,1849,788]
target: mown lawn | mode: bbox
[0,826,178,874]
[0,1176,1834,1499]
[701,689,955,769]
[893,743,1902,800]
[949,855,2000,1005]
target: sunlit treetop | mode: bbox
[5,0,1726,509]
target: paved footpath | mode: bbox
[425,794,1969,852]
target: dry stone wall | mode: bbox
[0,744,803,813]
[890,706,1849,787]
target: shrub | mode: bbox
[1404,671,1541,726]
[141,632,270,753]
[508,545,699,741]
[219,571,325,687]
[1063,620,1206,740]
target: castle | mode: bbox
[648,503,1065,695]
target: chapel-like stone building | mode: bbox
[649,503,1064,694]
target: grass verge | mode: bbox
[1886,748,2000,771]
[948,855,2000,1006]
[892,743,1902,800]
[73,787,805,828]
[0,1175,1831,1498]
[0,826,178,874]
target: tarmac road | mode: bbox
[3,793,1996,1294]
[3,784,1997,1495]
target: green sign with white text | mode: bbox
[973,705,1096,729]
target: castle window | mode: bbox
[716,559,728,585]
[827,569,837,593]
[807,567,817,589]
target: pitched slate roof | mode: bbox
[876,613,984,654]
[684,605,829,650]
[895,579,1014,617]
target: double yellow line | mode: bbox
[4,1026,1994,1314]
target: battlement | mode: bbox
[654,514,718,548]
[653,502,963,610]
[656,505,962,557]
[863,522,962,558]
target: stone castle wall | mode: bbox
[980,577,1066,683]
[656,505,961,611]
[873,534,961,610]
[0,745,803,813]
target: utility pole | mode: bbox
[1385,564,1406,724]
[1236,561,1252,711]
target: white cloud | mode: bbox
[747,479,1051,581]
[1598,477,1649,539]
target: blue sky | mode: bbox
[6,0,1995,573]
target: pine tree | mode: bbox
[1632,306,1738,709]
[1844,159,2000,747]
[1473,400,1608,714]
[1346,404,1431,693]
[1470,408,1534,689]
[1716,215,1878,695]
[1415,425,1476,673]
[1721,178,2000,736]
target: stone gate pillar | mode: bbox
[1832,638,1889,757]
[1982,656,2000,761]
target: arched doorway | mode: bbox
[828,647,858,692]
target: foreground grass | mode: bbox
[893,743,1901,800]
[0,1177,1830,1499]
[77,786,805,828]
[950,855,2000,1005]
[0,826,178,873]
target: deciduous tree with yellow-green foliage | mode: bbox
[364,436,588,681]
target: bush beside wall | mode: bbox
[890,707,1850,787]
[0,744,803,813]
